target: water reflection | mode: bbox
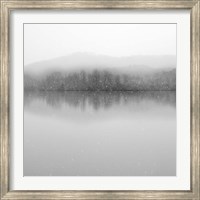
[24,91,176,176]
[24,91,175,111]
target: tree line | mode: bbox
[24,69,176,91]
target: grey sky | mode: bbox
[24,24,176,66]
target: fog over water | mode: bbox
[24,23,176,176]
[24,91,176,176]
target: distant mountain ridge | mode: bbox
[25,53,176,77]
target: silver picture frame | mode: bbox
[0,0,199,199]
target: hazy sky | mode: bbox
[24,24,176,65]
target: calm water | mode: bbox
[24,91,176,176]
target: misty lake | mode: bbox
[24,91,176,176]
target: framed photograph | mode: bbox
[0,0,199,199]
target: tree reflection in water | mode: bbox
[24,91,176,111]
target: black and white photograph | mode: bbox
[24,23,176,176]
